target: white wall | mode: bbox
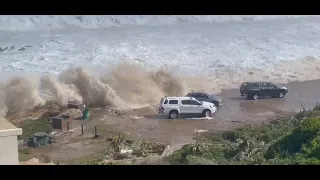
[0,120,22,165]
[0,135,19,165]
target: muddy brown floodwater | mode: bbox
[98,79,320,145]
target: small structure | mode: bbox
[0,118,22,165]
[67,102,84,111]
[27,132,53,147]
[51,115,73,131]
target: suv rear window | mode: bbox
[241,82,248,87]
[247,83,260,88]
[168,100,178,104]
[164,100,168,104]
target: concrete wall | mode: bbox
[0,119,22,165]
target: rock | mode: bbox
[148,125,155,131]
[18,47,26,51]
[120,149,133,155]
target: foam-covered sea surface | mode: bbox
[1,15,320,114]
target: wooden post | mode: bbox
[81,125,84,135]
[67,122,69,131]
[94,126,99,138]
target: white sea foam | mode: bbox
[1,15,320,115]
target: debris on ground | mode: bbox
[130,106,157,116]
[60,108,82,118]
[194,129,208,133]
[20,158,55,165]
[161,144,187,157]
[7,109,53,125]
[186,117,213,120]
[130,116,145,120]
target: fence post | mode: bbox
[81,125,84,135]
[94,126,99,138]
[67,122,69,131]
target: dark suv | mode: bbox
[240,81,288,100]
[186,92,223,107]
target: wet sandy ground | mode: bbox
[95,79,320,145]
[24,79,320,163]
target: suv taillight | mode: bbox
[158,106,164,113]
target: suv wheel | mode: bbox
[169,110,178,119]
[213,101,219,107]
[252,93,259,100]
[202,109,211,117]
[277,91,286,98]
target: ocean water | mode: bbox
[1,15,320,113]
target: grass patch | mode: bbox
[18,148,33,162]
[17,117,53,140]
[169,105,320,165]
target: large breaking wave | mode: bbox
[0,63,214,116]
[1,15,320,117]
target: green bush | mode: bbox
[299,117,320,133]
[17,118,53,140]
[301,134,320,158]
[265,117,320,159]
[221,131,240,142]
[168,145,192,165]
[296,158,320,165]
[168,107,320,165]
[185,155,217,165]
[258,119,296,143]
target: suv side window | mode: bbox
[261,83,268,88]
[248,83,260,88]
[190,100,202,105]
[181,100,191,105]
[168,100,178,104]
[191,93,200,98]
[164,100,168,104]
[266,83,276,88]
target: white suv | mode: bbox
[158,96,217,119]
